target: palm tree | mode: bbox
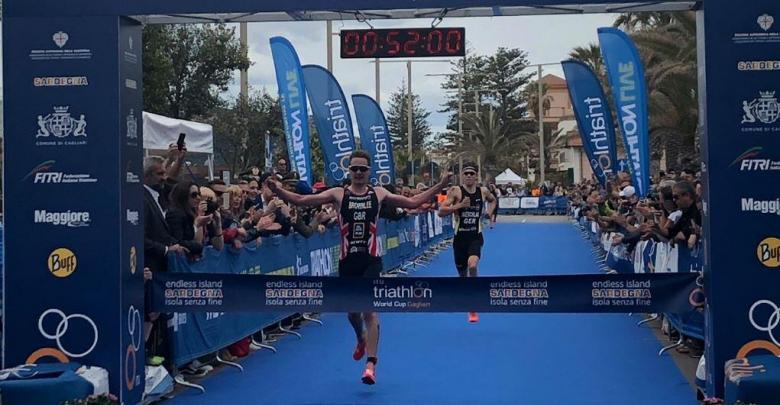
[630,11,698,167]
[569,43,605,78]
[457,110,536,177]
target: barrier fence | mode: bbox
[163,212,453,368]
[573,213,705,343]
[497,196,569,215]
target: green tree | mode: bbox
[207,92,283,176]
[439,48,536,130]
[143,24,250,120]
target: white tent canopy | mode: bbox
[142,111,215,178]
[143,111,214,153]
[495,168,526,186]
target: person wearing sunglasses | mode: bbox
[437,163,497,324]
[165,181,211,258]
[268,150,451,385]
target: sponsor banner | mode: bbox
[270,37,312,185]
[152,272,698,314]
[738,60,780,71]
[3,16,144,403]
[730,147,780,172]
[23,160,98,184]
[351,94,396,186]
[701,4,780,397]
[740,198,780,215]
[34,209,91,227]
[34,76,89,87]
[498,197,520,209]
[598,27,651,197]
[302,64,356,186]
[520,197,539,209]
[561,60,618,186]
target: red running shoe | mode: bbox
[352,341,366,361]
[361,364,376,385]
[468,312,479,323]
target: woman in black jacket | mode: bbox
[165,181,210,257]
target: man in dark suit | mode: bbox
[142,150,190,367]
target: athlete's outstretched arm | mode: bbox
[267,179,338,207]
[381,172,452,209]
[438,187,466,217]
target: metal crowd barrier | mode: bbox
[572,212,705,356]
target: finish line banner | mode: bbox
[152,272,698,314]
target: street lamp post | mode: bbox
[524,62,559,185]
[369,59,451,187]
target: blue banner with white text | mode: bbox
[302,64,357,186]
[351,94,396,185]
[598,27,650,197]
[561,60,618,187]
[152,271,698,314]
[270,37,312,185]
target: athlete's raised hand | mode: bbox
[459,196,471,209]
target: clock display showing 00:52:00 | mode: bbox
[340,28,465,59]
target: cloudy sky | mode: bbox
[231,13,618,135]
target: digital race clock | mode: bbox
[340,27,465,59]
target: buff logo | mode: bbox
[617,62,643,193]
[285,71,308,182]
[757,237,780,268]
[582,97,614,177]
[48,248,77,278]
[591,280,652,306]
[368,124,393,185]
[325,99,354,178]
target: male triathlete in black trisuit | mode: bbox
[269,150,450,385]
[438,162,497,323]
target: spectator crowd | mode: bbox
[142,144,447,380]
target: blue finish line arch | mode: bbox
[3,0,779,401]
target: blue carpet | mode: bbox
[167,222,695,405]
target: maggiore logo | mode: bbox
[757,237,780,268]
[48,248,77,278]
